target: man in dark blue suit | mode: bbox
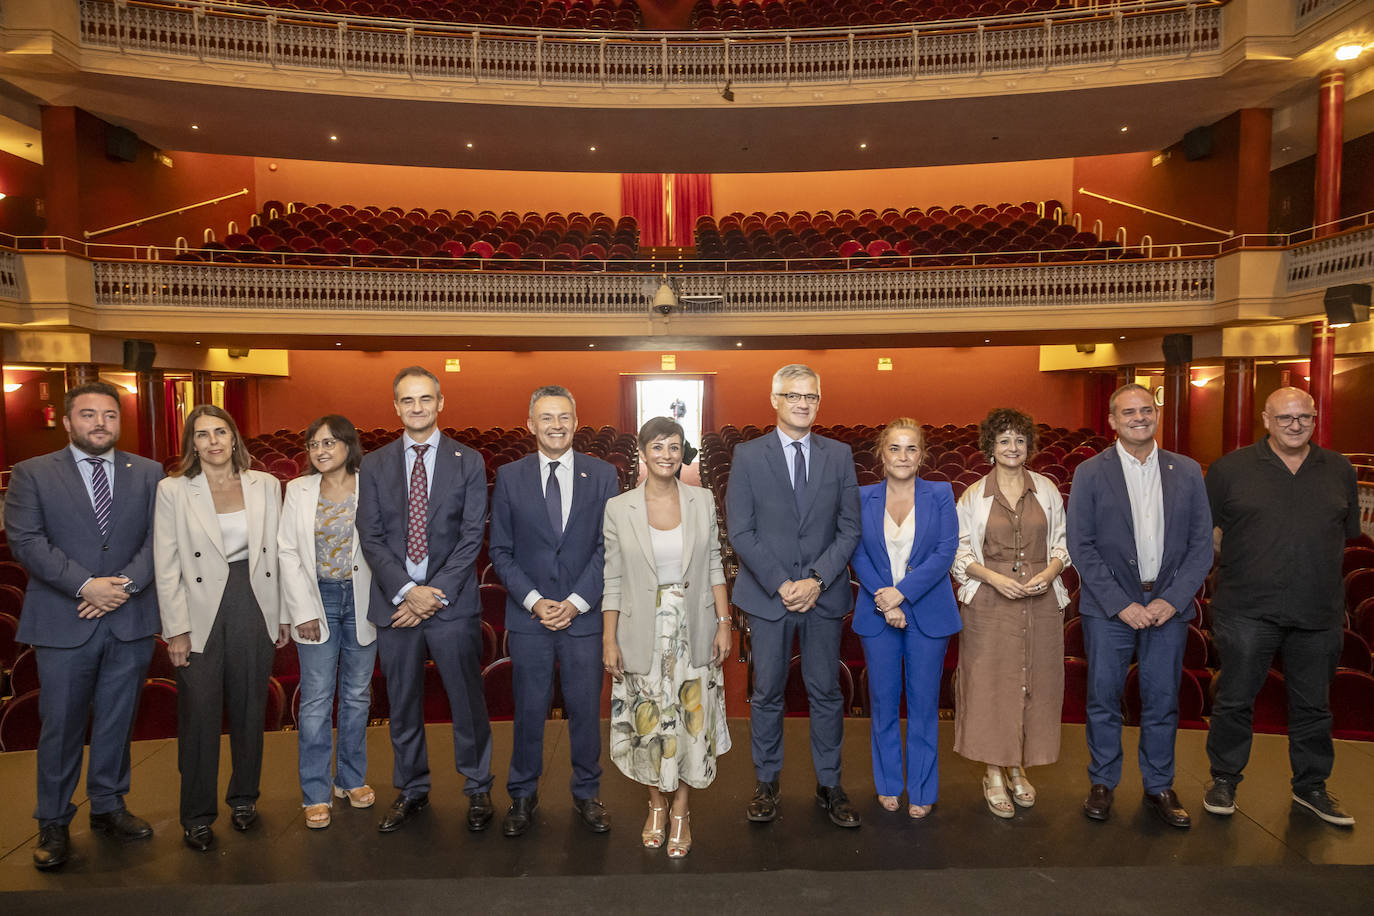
[358,366,493,833]
[726,364,863,828]
[1067,383,1212,828]
[489,385,619,837]
[5,381,163,869]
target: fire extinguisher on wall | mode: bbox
[43,404,57,428]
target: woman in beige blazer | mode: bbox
[278,415,377,830]
[603,417,731,859]
[155,404,286,853]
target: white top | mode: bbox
[884,509,915,586]
[649,523,684,584]
[1115,439,1164,583]
[218,509,250,563]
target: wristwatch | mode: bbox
[809,569,826,590]
[118,576,137,595]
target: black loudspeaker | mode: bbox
[1162,334,1193,365]
[1182,125,1213,161]
[227,347,251,358]
[1324,284,1371,326]
[122,339,156,372]
[105,125,139,163]
[1075,343,1097,354]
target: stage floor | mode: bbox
[2,720,1372,912]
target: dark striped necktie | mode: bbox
[86,457,112,537]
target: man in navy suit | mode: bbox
[358,366,493,833]
[5,381,163,869]
[726,364,863,828]
[489,385,619,837]
[1067,383,1212,828]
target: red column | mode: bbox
[136,370,167,460]
[192,371,213,408]
[1310,68,1345,448]
[40,107,82,242]
[64,363,99,390]
[1162,362,1190,455]
[1221,357,1254,454]
[1234,109,1273,237]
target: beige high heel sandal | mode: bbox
[667,813,691,858]
[642,802,667,849]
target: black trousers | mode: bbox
[1205,613,1342,792]
[175,561,275,828]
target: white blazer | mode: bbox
[952,470,1072,609]
[278,473,376,646]
[154,469,284,654]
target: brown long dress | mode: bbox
[953,472,1064,768]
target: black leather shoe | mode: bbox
[502,794,538,837]
[183,825,215,852]
[90,808,153,841]
[1143,789,1191,828]
[747,780,781,823]
[229,804,258,832]
[33,825,69,870]
[1203,777,1237,816]
[572,797,611,833]
[1083,783,1113,821]
[466,792,495,832]
[815,784,862,828]
[378,793,429,833]
[1292,788,1356,827]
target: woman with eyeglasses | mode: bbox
[278,415,377,830]
[951,408,1070,820]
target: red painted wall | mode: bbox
[256,347,1090,439]
[1269,130,1374,235]
[0,149,46,236]
[1,369,140,464]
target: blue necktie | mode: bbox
[545,461,563,539]
[86,458,112,537]
[791,441,806,513]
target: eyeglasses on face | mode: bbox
[1271,413,1316,428]
[307,438,341,451]
[775,392,820,404]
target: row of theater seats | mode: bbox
[189,205,640,269]
[242,0,642,29]
[695,203,1110,266]
[691,0,1066,30]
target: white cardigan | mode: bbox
[278,473,376,646]
[952,470,1072,609]
[154,469,283,653]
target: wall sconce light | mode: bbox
[876,357,893,371]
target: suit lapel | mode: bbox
[1101,447,1135,541]
[56,449,102,538]
[864,486,890,585]
[798,437,822,521]
[1158,449,1181,564]
[905,481,934,573]
[243,473,264,569]
[677,482,696,570]
[186,475,226,557]
[624,489,655,570]
[425,436,454,527]
[566,453,597,543]
[106,451,139,544]
[762,435,799,518]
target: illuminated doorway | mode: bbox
[634,377,704,464]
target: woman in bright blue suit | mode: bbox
[850,418,960,818]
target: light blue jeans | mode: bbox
[297,579,376,806]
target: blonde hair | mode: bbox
[874,417,925,472]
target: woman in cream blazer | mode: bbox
[603,417,730,859]
[278,415,377,830]
[155,404,285,852]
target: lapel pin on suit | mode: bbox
[1168,464,1174,470]
[579,471,588,478]
[454,450,461,457]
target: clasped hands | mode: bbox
[779,577,821,613]
[986,570,1054,601]
[531,597,579,631]
[77,576,132,619]
[1116,598,1177,630]
[873,586,907,629]
[391,584,446,628]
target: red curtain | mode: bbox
[620,173,666,247]
[670,173,712,248]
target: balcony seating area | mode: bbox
[694,202,1114,267]
[690,0,1069,30]
[190,204,640,269]
[241,0,643,29]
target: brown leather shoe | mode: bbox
[1143,789,1191,828]
[1083,783,1113,821]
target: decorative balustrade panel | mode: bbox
[1296,0,1355,31]
[0,251,25,301]
[1284,226,1374,292]
[92,258,1214,314]
[76,0,1223,88]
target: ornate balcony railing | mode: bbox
[0,250,24,301]
[1296,0,1356,31]
[1284,221,1374,292]
[91,256,1215,314]
[76,0,1223,89]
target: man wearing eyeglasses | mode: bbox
[726,364,862,828]
[1202,387,1361,827]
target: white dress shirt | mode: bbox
[775,426,812,487]
[520,449,591,615]
[1116,439,1164,583]
[884,509,915,587]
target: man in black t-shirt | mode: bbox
[1203,387,1361,827]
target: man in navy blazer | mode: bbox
[358,366,493,833]
[4,381,163,869]
[489,385,619,837]
[726,364,863,828]
[1067,383,1212,828]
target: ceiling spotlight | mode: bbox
[329,134,339,142]
[190,124,200,130]
[465,142,473,148]
[859,142,868,149]
[984,338,991,344]
[588,343,596,348]
[721,80,734,103]
[1119,335,1127,340]
[335,341,342,346]
[1120,126,1129,132]
[735,341,743,347]
[589,146,597,152]
[1335,43,1364,61]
